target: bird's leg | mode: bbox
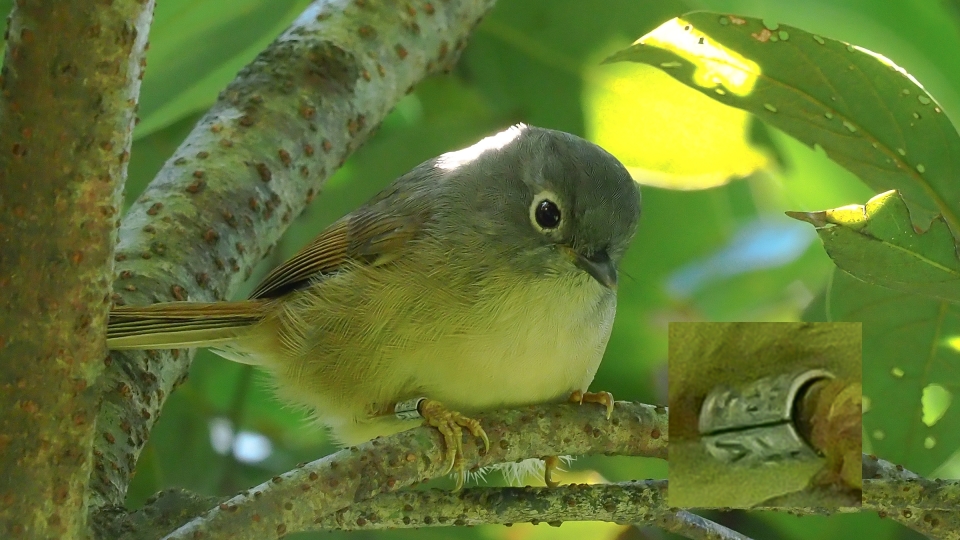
[569,389,615,419]
[396,398,489,489]
[542,390,616,487]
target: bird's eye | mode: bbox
[534,199,561,229]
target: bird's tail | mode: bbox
[107,300,272,351]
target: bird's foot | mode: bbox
[541,391,616,487]
[417,399,489,488]
[543,455,563,488]
[569,389,615,420]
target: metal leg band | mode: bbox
[698,368,836,466]
[394,397,427,420]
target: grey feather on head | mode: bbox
[428,124,641,284]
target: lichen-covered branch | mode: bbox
[107,489,220,540]
[91,0,499,523]
[0,1,153,538]
[862,454,960,540]
[865,476,959,511]
[321,482,749,540]
[119,481,747,540]
[319,481,671,530]
[751,455,960,538]
[117,444,960,540]
[161,401,668,539]
[653,511,753,540]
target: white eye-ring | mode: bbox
[529,190,562,232]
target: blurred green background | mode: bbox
[12,0,957,538]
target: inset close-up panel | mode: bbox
[669,322,862,508]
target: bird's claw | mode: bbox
[418,399,489,486]
[541,391,615,488]
[569,390,615,420]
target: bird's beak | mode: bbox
[561,246,618,290]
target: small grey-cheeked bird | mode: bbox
[108,124,641,482]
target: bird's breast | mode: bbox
[262,260,618,438]
[401,273,618,412]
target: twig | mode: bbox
[653,510,754,540]
[321,481,752,540]
[161,401,668,539]
[321,481,670,530]
[863,454,960,539]
[124,442,959,540]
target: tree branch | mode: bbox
[751,455,960,538]
[862,454,960,540]
[0,1,153,537]
[161,401,668,539]
[321,482,751,540]
[117,482,752,540]
[91,0,499,526]
[318,481,671,530]
[114,420,960,540]
[653,510,753,540]
[298,455,958,539]
[865,476,960,510]
[261,450,957,540]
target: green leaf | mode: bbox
[807,269,960,475]
[605,12,960,232]
[788,190,960,304]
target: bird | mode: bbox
[107,124,641,485]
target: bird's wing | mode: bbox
[248,204,428,300]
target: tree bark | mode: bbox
[0,2,153,538]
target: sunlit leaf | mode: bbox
[585,62,770,190]
[805,269,960,475]
[606,12,960,231]
[789,190,960,303]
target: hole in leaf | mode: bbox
[922,384,952,427]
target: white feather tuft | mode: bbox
[457,456,576,487]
